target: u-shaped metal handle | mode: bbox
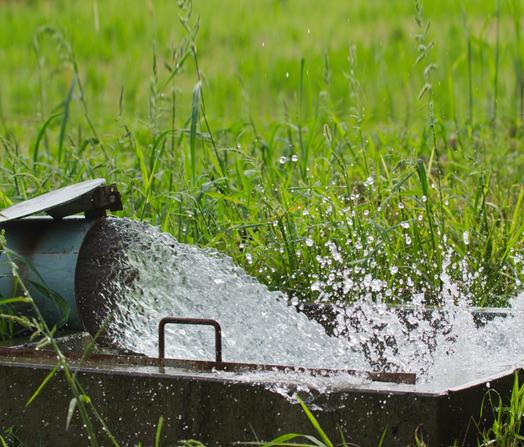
[158,317,223,363]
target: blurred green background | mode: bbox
[0,0,522,306]
[0,0,521,132]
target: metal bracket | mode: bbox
[158,317,223,363]
[48,184,123,219]
[0,179,123,222]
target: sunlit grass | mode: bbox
[0,1,522,309]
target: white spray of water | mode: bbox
[102,219,524,391]
[105,220,366,369]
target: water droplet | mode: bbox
[305,238,314,247]
[364,176,374,187]
[371,279,383,292]
[310,281,322,292]
[279,156,288,164]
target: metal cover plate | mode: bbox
[0,179,106,223]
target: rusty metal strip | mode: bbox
[202,362,416,385]
[0,345,415,384]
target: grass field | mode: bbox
[1,1,524,445]
[0,0,523,307]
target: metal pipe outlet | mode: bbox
[0,179,123,332]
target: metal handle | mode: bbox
[158,317,223,363]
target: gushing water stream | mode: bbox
[102,219,524,392]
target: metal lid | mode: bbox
[0,179,123,222]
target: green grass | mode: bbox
[478,373,524,446]
[0,0,523,309]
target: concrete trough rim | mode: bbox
[2,335,522,447]
[0,345,412,390]
[0,344,521,398]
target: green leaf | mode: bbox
[26,364,59,407]
[28,280,70,327]
[66,397,78,431]
[58,78,75,163]
[32,112,62,164]
[134,141,150,191]
[0,297,33,306]
[296,395,334,447]
[0,313,34,329]
[79,394,91,404]
[416,159,429,198]
[155,415,164,447]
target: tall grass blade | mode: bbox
[155,415,164,447]
[296,396,334,447]
[32,112,61,164]
[66,397,78,431]
[492,0,501,131]
[26,364,59,407]
[58,78,75,164]
[190,80,202,183]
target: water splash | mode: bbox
[101,219,524,391]
[103,219,366,369]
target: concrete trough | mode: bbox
[0,333,521,447]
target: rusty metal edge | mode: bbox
[0,346,416,385]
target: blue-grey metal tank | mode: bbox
[0,217,101,330]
